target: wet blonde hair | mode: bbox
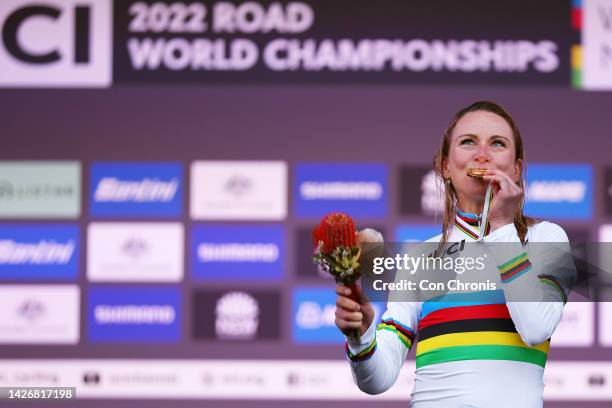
[433,101,536,249]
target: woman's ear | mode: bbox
[513,159,522,183]
[441,157,450,180]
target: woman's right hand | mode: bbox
[335,284,375,338]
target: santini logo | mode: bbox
[94,305,175,325]
[94,177,179,203]
[300,181,382,200]
[198,243,279,262]
[0,239,75,264]
[527,181,586,202]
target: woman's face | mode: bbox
[443,110,521,203]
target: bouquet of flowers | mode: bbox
[312,212,370,340]
[312,212,362,287]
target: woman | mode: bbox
[335,101,570,407]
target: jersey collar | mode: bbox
[454,208,491,240]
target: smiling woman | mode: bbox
[334,101,573,408]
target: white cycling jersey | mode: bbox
[346,210,570,408]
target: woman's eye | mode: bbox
[492,140,506,147]
[460,139,474,145]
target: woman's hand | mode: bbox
[335,284,375,338]
[481,169,523,231]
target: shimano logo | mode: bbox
[300,181,382,200]
[94,178,179,202]
[0,240,75,264]
[198,243,279,262]
[295,302,335,329]
[94,305,175,325]
[527,181,586,203]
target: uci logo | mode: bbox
[0,0,111,87]
[2,4,91,64]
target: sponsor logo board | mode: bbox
[87,222,183,282]
[525,164,592,219]
[190,161,287,220]
[292,287,380,344]
[398,166,443,216]
[294,163,388,218]
[191,224,283,280]
[0,285,79,344]
[87,286,181,342]
[192,289,280,340]
[0,224,79,280]
[581,0,612,90]
[0,161,80,218]
[90,162,183,217]
[0,0,112,87]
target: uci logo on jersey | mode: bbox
[0,0,111,87]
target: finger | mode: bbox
[483,173,520,196]
[336,295,361,312]
[481,174,503,193]
[484,170,519,189]
[335,317,362,330]
[496,175,511,192]
[482,174,507,190]
[336,308,363,322]
[335,284,351,297]
[481,173,503,183]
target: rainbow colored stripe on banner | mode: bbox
[571,0,582,89]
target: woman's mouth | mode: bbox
[467,168,489,179]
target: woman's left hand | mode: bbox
[481,169,523,231]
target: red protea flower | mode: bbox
[312,212,362,341]
[312,212,357,253]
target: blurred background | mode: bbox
[1,0,612,406]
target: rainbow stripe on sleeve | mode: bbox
[539,274,568,304]
[345,318,416,362]
[377,318,416,350]
[498,252,532,283]
[345,339,377,362]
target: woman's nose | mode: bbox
[473,144,490,162]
